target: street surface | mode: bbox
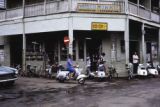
[0,77,160,107]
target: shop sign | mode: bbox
[91,22,108,30]
[77,3,121,13]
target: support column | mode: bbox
[84,39,86,63]
[124,17,129,64]
[76,38,79,62]
[22,0,26,72]
[158,28,160,62]
[137,0,139,15]
[68,17,73,55]
[141,23,146,63]
[58,39,60,62]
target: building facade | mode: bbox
[0,0,159,77]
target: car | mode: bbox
[0,66,18,85]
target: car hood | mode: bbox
[0,66,15,75]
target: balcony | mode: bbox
[0,0,124,20]
[128,1,160,23]
[0,0,159,23]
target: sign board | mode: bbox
[64,36,69,45]
[91,22,108,30]
[77,3,121,13]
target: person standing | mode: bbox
[132,52,139,74]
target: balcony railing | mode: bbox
[128,2,160,23]
[0,0,159,23]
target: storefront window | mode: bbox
[26,41,43,61]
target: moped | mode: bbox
[137,64,148,76]
[56,64,86,84]
[146,63,158,77]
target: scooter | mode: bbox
[137,64,148,76]
[56,64,86,84]
[146,63,158,76]
[94,63,107,81]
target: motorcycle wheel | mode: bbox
[59,79,65,83]
[78,78,85,84]
[58,77,65,83]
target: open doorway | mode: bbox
[86,37,102,71]
[129,41,139,63]
[10,36,22,67]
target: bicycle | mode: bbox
[108,65,118,80]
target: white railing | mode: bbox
[6,7,22,19]
[151,12,160,23]
[139,7,150,19]
[25,3,44,17]
[46,1,69,15]
[128,2,160,23]
[128,2,138,15]
[0,11,5,20]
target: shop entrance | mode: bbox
[86,37,102,71]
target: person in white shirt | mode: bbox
[132,52,139,74]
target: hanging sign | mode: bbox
[64,36,70,45]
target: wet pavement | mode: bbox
[0,77,160,107]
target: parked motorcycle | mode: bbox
[157,64,160,74]
[56,64,86,84]
[94,62,107,81]
[137,64,148,76]
[146,63,158,76]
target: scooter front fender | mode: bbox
[77,74,87,80]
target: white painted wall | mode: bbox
[25,18,69,34]
[0,22,23,36]
[0,13,126,36]
[73,17,125,31]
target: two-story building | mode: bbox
[0,0,159,76]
